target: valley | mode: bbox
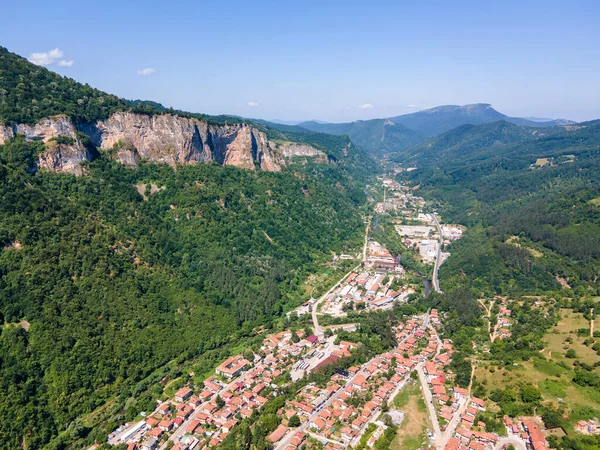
[1,37,600,450]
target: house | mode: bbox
[453,386,468,399]
[469,442,485,450]
[523,419,550,450]
[290,432,306,446]
[445,437,461,450]
[267,424,289,444]
[215,355,250,379]
[305,335,319,346]
[222,419,238,433]
[146,417,160,427]
[140,436,158,450]
[186,419,202,434]
[470,397,485,410]
[158,419,173,432]
[148,427,163,438]
[353,374,367,390]
[311,417,326,430]
[174,387,193,403]
[158,403,171,415]
[433,385,447,396]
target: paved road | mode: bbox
[311,267,358,338]
[362,216,371,263]
[430,214,443,294]
[276,314,423,450]
[415,311,446,449]
[417,365,443,449]
[159,375,246,449]
[311,217,370,338]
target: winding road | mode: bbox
[431,214,443,294]
[311,216,371,338]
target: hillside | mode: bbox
[0,48,373,449]
[298,118,423,155]
[400,120,600,295]
[296,104,575,157]
[0,47,376,179]
[393,120,563,165]
[390,103,573,137]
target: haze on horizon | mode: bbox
[2,0,599,123]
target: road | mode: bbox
[159,374,249,449]
[430,214,443,293]
[417,366,442,448]
[311,217,371,338]
[277,313,424,450]
[311,268,356,338]
[416,319,444,450]
[362,216,371,262]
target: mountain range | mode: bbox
[295,103,576,156]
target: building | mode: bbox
[215,355,250,379]
[174,387,193,403]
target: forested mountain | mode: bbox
[389,103,574,137]
[392,120,564,165]
[0,48,374,449]
[293,104,574,158]
[398,120,600,296]
[297,118,423,155]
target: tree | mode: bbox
[243,349,254,362]
[542,410,564,429]
[289,415,301,427]
[520,385,542,404]
[565,349,577,358]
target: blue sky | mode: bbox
[2,0,599,122]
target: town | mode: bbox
[104,177,551,450]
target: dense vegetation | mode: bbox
[402,121,600,296]
[0,135,368,449]
[388,103,565,138]
[392,120,561,166]
[297,119,423,156]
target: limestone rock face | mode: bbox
[0,116,92,175]
[280,143,327,161]
[81,112,284,171]
[0,113,326,175]
[38,140,92,176]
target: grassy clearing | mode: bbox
[588,196,600,206]
[390,382,429,450]
[475,308,600,433]
[544,309,597,369]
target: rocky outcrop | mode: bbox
[279,143,327,161]
[0,116,92,175]
[1,113,326,175]
[38,139,92,176]
[80,112,283,171]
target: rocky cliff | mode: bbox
[0,116,93,175]
[0,113,325,175]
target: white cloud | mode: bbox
[137,68,156,76]
[358,103,374,109]
[29,48,65,66]
[58,60,74,67]
[407,104,417,108]
[248,101,259,107]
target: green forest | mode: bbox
[401,122,600,296]
[0,135,367,449]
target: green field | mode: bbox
[475,308,600,430]
[390,382,429,450]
